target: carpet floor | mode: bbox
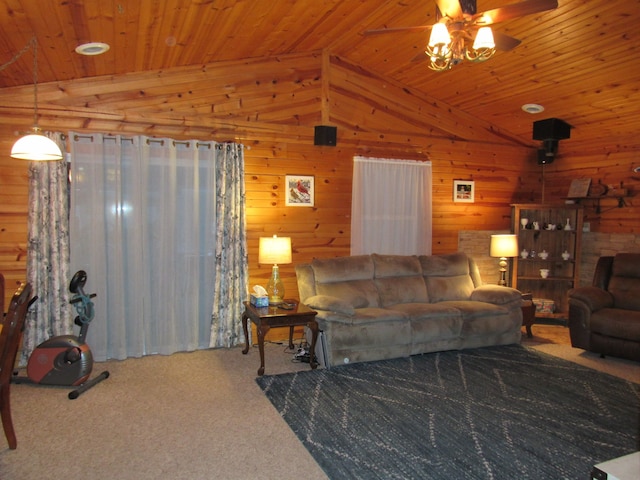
[257,344,639,480]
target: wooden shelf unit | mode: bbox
[511,204,584,318]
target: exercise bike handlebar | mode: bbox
[70,293,96,304]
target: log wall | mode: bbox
[1,53,638,320]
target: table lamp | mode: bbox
[258,235,292,305]
[490,234,518,286]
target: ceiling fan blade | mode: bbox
[435,0,463,19]
[493,31,522,51]
[363,25,432,35]
[474,0,558,25]
[411,50,428,63]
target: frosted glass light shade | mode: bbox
[11,131,63,161]
[473,27,495,50]
[428,23,451,47]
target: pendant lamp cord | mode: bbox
[32,37,38,127]
[0,36,39,127]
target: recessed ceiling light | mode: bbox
[75,42,110,56]
[522,103,545,114]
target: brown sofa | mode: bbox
[568,253,640,361]
[295,252,523,367]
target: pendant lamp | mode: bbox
[10,37,63,161]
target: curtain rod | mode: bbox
[354,156,431,166]
[72,134,213,149]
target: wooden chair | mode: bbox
[0,282,33,449]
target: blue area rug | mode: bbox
[257,345,639,479]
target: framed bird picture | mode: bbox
[285,175,315,206]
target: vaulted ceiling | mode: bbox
[0,0,638,155]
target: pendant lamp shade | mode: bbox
[11,129,63,161]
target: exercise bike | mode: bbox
[17,270,109,399]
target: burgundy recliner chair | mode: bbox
[568,253,640,361]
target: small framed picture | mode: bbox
[285,175,315,207]
[453,180,475,203]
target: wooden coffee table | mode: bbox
[242,300,318,376]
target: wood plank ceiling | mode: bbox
[0,0,638,155]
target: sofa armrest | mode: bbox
[471,285,521,305]
[568,286,613,312]
[304,295,355,316]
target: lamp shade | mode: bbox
[11,131,63,161]
[473,27,495,50]
[429,22,451,47]
[490,234,518,258]
[258,235,292,265]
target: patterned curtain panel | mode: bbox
[69,134,248,360]
[210,143,248,348]
[21,132,71,364]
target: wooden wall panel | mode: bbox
[1,50,637,324]
[0,146,29,309]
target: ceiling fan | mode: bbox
[364,0,558,71]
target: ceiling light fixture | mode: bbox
[75,42,110,56]
[9,37,63,161]
[425,22,495,71]
[522,103,545,114]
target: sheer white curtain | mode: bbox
[69,134,245,361]
[351,156,432,255]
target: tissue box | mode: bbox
[533,298,555,314]
[250,294,269,307]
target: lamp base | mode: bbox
[267,264,285,305]
[498,257,508,287]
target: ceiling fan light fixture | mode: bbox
[428,23,451,47]
[426,23,453,71]
[466,26,496,62]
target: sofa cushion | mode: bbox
[312,255,374,282]
[471,285,521,306]
[328,307,409,326]
[391,303,462,340]
[419,253,475,302]
[315,280,379,309]
[312,255,379,308]
[372,254,429,307]
[608,254,640,311]
[448,301,515,336]
[305,295,355,316]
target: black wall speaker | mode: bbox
[533,118,571,141]
[314,125,337,146]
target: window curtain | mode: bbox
[69,134,247,361]
[351,156,432,256]
[21,132,72,364]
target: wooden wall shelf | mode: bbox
[566,194,628,213]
